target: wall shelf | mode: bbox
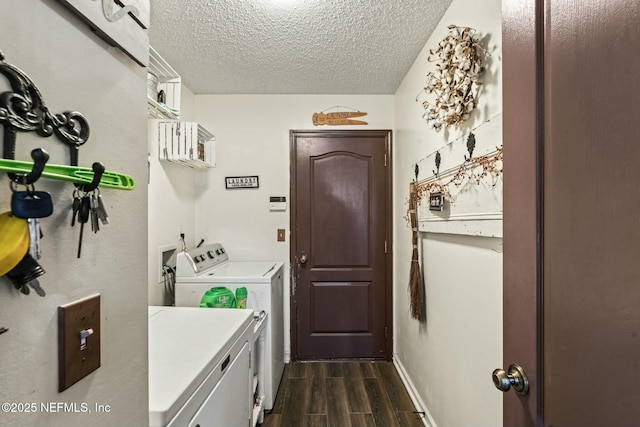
[151,120,215,169]
[147,47,215,169]
[147,97,179,120]
[147,46,181,120]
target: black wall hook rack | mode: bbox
[10,148,49,184]
[77,162,105,192]
[0,50,134,191]
[0,51,90,168]
[433,151,441,177]
[465,133,476,161]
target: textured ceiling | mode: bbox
[149,0,453,94]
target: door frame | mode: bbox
[289,129,394,361]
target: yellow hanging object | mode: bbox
[0,211,30,277]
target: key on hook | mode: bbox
[76,195,91,258]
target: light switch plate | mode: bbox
[58,294,101,392]
[277,229,286,242]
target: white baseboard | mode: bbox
[393,354,438,427]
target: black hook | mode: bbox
[465,133,476,161]
[414,164,419,182]
[78,162,105,192]
[432,151,441,177]
[8,148,50,184]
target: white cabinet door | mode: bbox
[188,342,251,427]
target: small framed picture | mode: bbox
[429,192,445,211]
[225,176,259,189]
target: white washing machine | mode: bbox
[148,306,254,427]
[174,243,285,414]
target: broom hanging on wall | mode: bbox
[408,182,425,321]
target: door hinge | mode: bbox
[385,326,388,340]
[384,240,388,253]
[384,153,387,167]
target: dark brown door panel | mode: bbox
[309,282,373,334]
[291,130,392,360]
[502,0,640,425]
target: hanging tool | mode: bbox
[408,182,425,322]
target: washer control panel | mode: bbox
[176,243,229,277]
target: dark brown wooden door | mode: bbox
[290,130,391,360]
[503,0,640,425]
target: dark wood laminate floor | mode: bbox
[262,361,425,427]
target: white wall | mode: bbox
[193,95,394,359]
[393,0,503,426]
[147,85,199,306]
[0,1,148,426]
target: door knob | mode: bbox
[492,364,529,395]
[298,253,307,265]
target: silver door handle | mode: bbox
[492,364,529,395]
[298,254,307,265]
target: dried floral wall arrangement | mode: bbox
[416,25,487,131]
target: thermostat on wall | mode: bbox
[269,196,287,211]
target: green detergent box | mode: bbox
[200,287,236,308]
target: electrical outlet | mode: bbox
[277,229,286,242]
[58,294,100,392]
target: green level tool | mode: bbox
[0,159,135,190]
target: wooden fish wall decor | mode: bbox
[312,111,368,126]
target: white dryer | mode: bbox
[148,306,254,427]
[174,243,285,413]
